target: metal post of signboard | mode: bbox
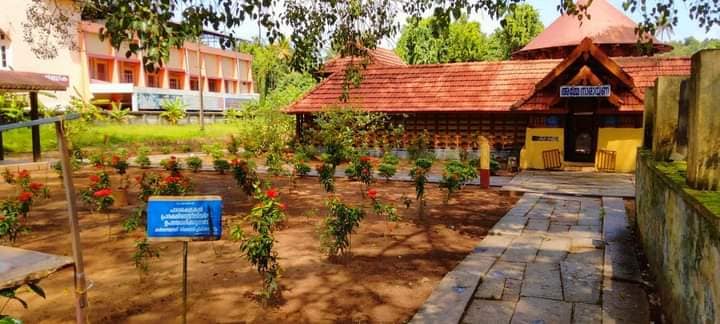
[55,120,89,324]
[182,241,188,324]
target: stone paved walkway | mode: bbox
[411,192,649,324]
[502,171,636,198]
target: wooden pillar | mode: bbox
[652,76,686,161]
[687,49,720,190]
[30,92,41,162]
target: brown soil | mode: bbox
[3,168,518,323]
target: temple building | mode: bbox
[285,0,691,172]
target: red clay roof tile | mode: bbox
[287,56,690,114]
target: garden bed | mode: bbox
[2,168,518,323]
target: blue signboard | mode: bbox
[559,85,611,97]
[147,196,222,241]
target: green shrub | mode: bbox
[186,156,203,172]
[213,159,231,174]
[319,198,365,258]
[439,160,478,204]
[159,98,187,125]
[378,152,399,181]
[409,158,433,215]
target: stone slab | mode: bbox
[602,197,632,243]
[500,236,543,263]
[511,297,572,324]
[502,279,522,302]
[603,241,642,284]
[410,255,496,324]
[475,277,505,300]
[561,261,602,304]
[524,219,549,234]
[602,280,650,324]
[573,303,602,324]
[521,262,563,300]
[536,237,570,264]
[490,216,528,236]
[462,300,515,324]
[472,235,515,258]
[549,224,571,233]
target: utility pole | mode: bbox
[197,41,205,131]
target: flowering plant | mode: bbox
[236,184,287,301]
[2,168,14,184]
[160,156,182,176]
[110,154,130,175]
[0,200,29,243]
[80,171,114,212]
[409,158,433,216]
[368,189,400,223]
[439,160,477,204]
[316,163,335,193]
[231,159,257,196]
[185,155,203,172]
[319,198,365,258]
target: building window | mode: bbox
[0,31,9,70]
[93,62,108,81]
[1,45,7,69]
[122,69,134,84]
[208,79,219,92]
[224,80,234,93]
[169,78,180,90]
[190,77,199,91]
[146,74,158,87]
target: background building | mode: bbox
[287,0,691,172]
[1,0,258,112]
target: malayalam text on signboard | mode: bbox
[559,85,611,97]
[147,196,222,241]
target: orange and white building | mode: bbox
[1,0,258,111]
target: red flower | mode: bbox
[93,188,113,197]
[367,189,378,199]
[266,188,279,199]
[134,176,142,183]
[165,176,179,184]
[29,182,44,191]
[17,170,30,179]
[278,202,287,211]
[18,191,33,202]
[89,175,101,183]
[360,156,371,163]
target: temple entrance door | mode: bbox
[565,111,597,163]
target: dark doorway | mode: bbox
[565,111,597,162]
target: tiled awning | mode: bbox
[0,70,69,91]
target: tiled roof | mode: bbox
[286,56,691,114]
[512,0,671,59]
[322,48,406,75]
[0,70,69,91]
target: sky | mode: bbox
[230,0,720,49]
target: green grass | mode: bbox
[2,123,239,154]
[655,160,720,217]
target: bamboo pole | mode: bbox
[55,121,88,323]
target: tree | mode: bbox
[25,1,718,74]
[664,37,720,56]
[396,15,490,64]
[487,3,544,60]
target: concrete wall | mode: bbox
[635,151,720,324]
[520,128,564,169]
[597,128,643,172]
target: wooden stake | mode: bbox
[55,121,88,324]
[182,241,189,324]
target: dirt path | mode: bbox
[2,168,518,323]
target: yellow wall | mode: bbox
[520,128,565,170]
[596,128,643,173]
